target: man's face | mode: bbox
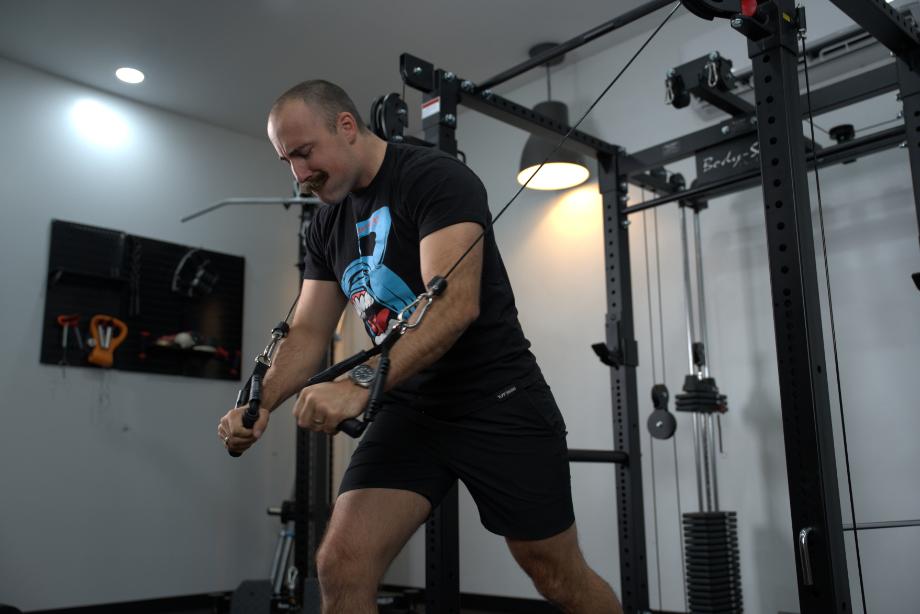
[268,100,359,203]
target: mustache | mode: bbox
[299,171,328,195]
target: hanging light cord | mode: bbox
[442,1,682,281]
[800,30,868,614]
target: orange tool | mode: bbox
[88,315,128,368]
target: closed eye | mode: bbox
[283,145,312,162]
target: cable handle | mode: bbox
[232,276,445,449]
[229,353,271,457]
[336,278,443,437]
[337,417,367,438]
[337,321,402,438]
[242,375,263,428]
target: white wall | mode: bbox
[0,57,304,610]
[384,5,920,614]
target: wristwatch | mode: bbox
[348,363,376,388]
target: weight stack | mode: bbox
[683,511,743,613]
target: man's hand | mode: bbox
[293,381,369,434]
[218,406,270,456]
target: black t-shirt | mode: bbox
[302,142,538,411]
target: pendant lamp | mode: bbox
[517,43,590,190]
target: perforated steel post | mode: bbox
[601,152,650,613]
[745,1,851,610]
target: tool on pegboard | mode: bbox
[88,315,128,368]
[55,314,85,366]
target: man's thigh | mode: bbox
[448,377,574,540]
[322,488,431,577]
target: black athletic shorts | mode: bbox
[339,374,575,541]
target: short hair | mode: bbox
[270,80,367,133]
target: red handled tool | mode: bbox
[56,314,84,365]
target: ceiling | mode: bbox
[0,0,666,139]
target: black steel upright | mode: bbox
[828,0,920,70]
[399,43,648,614]
[295,429,331,580]
[294,204,333,599]
[897,59,920,257]
[421,69,461,614]
[601,154,649,613]
[745,1,851,611]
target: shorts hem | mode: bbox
[481,515,575,541]
[338,481,441,510]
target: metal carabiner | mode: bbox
[256,322,290,367]
[395,276,447,331]
[706,61,719,88]
[399,294,435,330]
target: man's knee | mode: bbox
[517,551,580,604]
[316,535,377,595]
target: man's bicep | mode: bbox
[291,279,347,339]
[419,222,483,310]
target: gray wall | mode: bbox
[384,6,920,614]
[0,57,303,610]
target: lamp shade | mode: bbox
[517,100,590,190]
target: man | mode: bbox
[217,80,622,614]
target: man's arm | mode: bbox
[219,278,345,454]
[383,221,483,389]
[260,278,348,410]
[292,221,483,431]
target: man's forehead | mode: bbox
[270,103,317,143]
[274,99,323,127]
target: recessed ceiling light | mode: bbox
[115,67,145,84]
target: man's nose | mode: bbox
[291,159,312,183]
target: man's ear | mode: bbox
[338,112,358,143]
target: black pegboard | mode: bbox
[40,220,244,380]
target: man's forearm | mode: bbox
[381,296,478,391]
[259,325,330,411]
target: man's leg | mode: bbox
[506,523,623,614]
[316,487,431,614]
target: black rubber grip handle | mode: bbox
[241,403,259,428]
[229,399,261,458]
[337,418,367,438]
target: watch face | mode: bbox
[351,364,376,386]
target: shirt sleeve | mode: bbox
[403,156,490,240]
[300,207,337,282]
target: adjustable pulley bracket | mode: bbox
[593,319,639,370]
[665,51,753,117]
